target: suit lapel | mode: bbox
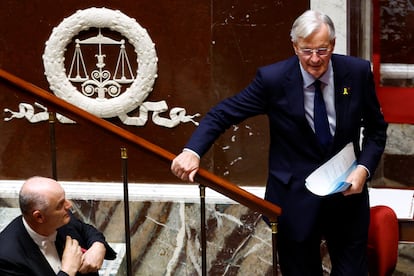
[283,58,328,151]
[332,55,353,148]
[283,58,308,123]
[16,217,57,276]
[25,247,57,276]
[280,56,355,156]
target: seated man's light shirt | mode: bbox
[22,218,61,274]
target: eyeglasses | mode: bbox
[298,48,331,57]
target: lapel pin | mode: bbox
[343,87,350,95]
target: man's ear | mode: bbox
[32,210,45,223]
[292,42,299,55]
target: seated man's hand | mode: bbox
[79,242,106,274]
[61,236,83,276]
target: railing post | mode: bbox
[121,148,132,276]
[270,220,278,276]
[199,184,207,276]
[48,111,57,180]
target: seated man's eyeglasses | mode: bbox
[298,48,331,56]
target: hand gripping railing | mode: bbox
[0,68,282,275]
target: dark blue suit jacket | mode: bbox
[185,54,388,241]
[0,212,116,276]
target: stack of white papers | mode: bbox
[369,188,414,219]
[306,143,356,196]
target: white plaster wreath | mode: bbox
[42,7,158,118]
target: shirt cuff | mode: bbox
[357,164,370,179]
[183,148,200,159]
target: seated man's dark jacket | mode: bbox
[0,212,116,276]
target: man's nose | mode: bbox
[310,52,321,62]
[65,199,72,209]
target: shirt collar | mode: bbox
[299,60,333,88]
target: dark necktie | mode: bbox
[313,80,332,148]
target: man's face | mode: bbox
[42,187,72,230]
[293,23,335,79]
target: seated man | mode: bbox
[0,176,117,276]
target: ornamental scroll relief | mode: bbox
[4,7,200,128]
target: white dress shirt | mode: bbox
[300,61,336,136]
[23,218,61,274]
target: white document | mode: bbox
[305,143,357,196]
[369,188,414,219]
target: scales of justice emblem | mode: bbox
[4,7,200,128]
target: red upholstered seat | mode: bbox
[367,205,399,276]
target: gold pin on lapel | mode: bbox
[343,87,349,95]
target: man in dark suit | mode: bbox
[171,10,387,275]
[0,176,116,276]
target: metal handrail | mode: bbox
[0,68,282,220]
[1,68,282,275]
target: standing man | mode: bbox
[171,10,387,275]
[0,176,116,276]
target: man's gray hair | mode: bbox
[290,10,336,43]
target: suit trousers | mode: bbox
[277,190,370,276]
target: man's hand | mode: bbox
[342,165,368,196]
[171,151,200,182]
[79,242,106,274]
[61,236,82,276]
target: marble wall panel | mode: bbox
[379,124,414,187]
[1,192,413,275]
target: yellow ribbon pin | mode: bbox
[343,87,349,95]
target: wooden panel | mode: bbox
[0,0,307,184]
